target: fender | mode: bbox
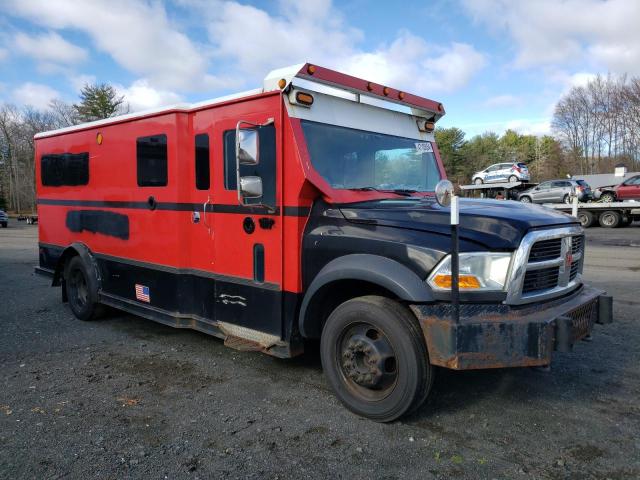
[52,243,102,301]
[298,254,434,338]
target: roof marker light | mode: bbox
[383,87,390,96]
[398,91,405,100]
[278,78,286,89]
[307,64,316,75]
[366,82,373,92]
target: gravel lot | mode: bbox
[1,220,639,479]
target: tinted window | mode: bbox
[195,134,210,190]
[137,134,167,187]
[538,182,551,189]
[41,153,89,186]
[223,125,276,207]
[517,163,527,168]
[576,179,589,186]
[552,181,568,188]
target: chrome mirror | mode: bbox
[435,179,454,207]
[237,129,259,166]
[239,176,263,200]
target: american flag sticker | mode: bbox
[135,284,150,303]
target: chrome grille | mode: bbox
[506,226,585,305]
[529,238,562,262]
[522,266,560,293]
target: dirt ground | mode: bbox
[1,220,639,479]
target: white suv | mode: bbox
[472,162,530,184]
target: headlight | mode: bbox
[427,252,513,291]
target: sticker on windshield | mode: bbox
[414,142,433,153]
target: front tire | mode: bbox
[600,192,615,203]
[474,178,483,185]
[578,210,595,228]
[519,196,532,203]
[64,256,104,321]
[320,296,433,422]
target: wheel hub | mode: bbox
[341,334,386,388]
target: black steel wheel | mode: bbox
[64,256,104,321]
[599,210,621,228]
[320,296,433,422]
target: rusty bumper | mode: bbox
[410,285,612,370]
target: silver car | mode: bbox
[518,179,593,204]
[472,162,530,184]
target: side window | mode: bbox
[195,133,210,190]
[223,125,276,207]
[41,153,89,186]
[137,134,167,187]
[551,181,566,188]
[538,182,551,189]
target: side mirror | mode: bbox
[239,176,263,199]
[237,129,259,166]
[435,179,454,207]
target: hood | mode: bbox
[339,198,577,249]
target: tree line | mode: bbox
[436,74,640,185]
[0,85,126,212]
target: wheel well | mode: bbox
[301,279,400,339]
[53,247,80,287]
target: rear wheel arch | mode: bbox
[52,242,101,290]
[298,254,433,339]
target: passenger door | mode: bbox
[211,109,283,337]
[618,176,640,200]
[550,181,569,202]
[485,164,500,182]
[532,181,552,202]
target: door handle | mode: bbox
[192,211,200,224]
[203,196,212,233]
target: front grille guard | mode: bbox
[505,225,584,305]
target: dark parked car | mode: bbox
[0,210,8,228]
[518,179,592,204]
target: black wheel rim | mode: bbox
[68,268,88,309]
[336,322,398,401]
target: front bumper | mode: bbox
[411,285,612,370]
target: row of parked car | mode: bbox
[471,162,640,204]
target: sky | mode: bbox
[1,0,639,138]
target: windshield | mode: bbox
[300,120,441,192]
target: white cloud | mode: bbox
[462,0,640,74]
[0,47,7,61]
[207,2,485,94]
[12,82,60,109]
[6,0,223,91]
[116,79,183,112]
[14,31,87,65]
[483,94,522,108]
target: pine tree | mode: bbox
[73,83,128,122]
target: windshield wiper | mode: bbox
[348,187,414,197]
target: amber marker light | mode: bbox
[366,82,373,92]
[307,64,316,75]
[295,92,314,106]
[433,274,481,289]
[383,86,390,96]
[96,132,103,145]
[398,91,405,100]
[425,121,435,132]
[278,78,287,89]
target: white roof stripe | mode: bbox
[34,87,264,139]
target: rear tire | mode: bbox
[320,296,433,422]
[519,196,532,203]
[64,256,104,321]
[578,210,595,228]
[508,175,518,183]
[599,210,621,228]
[563,194,571,204]
[474,178,483,185]
[1,222,6,228]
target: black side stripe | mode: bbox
[37,198,311,217]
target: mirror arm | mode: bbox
[235,118,276,210]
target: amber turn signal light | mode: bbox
[432,274,481,289]
[96,132,103,145]
[295,92,314,106]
